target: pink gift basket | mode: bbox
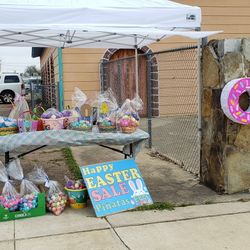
[41,117,65,130]
[40,108,65,130]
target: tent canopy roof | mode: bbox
[0,0,219,50]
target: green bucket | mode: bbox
[64,187,88,209]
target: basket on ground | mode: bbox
[64,187,88,209]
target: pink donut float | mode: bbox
[220,77,250,125]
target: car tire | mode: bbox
[1,90,15,104]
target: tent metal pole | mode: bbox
[135,37,139,95]
[197,38,202,177]
[58,48,64,111]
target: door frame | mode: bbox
[100,46,159,117]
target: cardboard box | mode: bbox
[0,193,46,222]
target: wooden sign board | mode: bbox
[80,159,153,217]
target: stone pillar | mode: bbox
[201,38,250,194]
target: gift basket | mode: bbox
[6,159,40,211]
[9,93,30,120]
[41,108,65,130]
[0,116,18,136]
[68,87,93,131]
[69,118,92,131]
[64,176,88,209]
[117,95,143,133]
[1,93,31,135]
[17,110,38,133]
[97,89,118,132]
[27,166,67,216]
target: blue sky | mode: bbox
[0,47,40,74]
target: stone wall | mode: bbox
[201,38,250,194]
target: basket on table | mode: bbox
[121,126,137,134]
[69,117,92,132]
[0,117,18,136]
[17,110,38,133]
[40,108,65,130]
[0,126,18,136]
[98,124,116,132]
[41,117,65,130]
[118,113,140,134]
[97,115,117,133]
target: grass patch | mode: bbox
[134,202,175,211]
[62,148,82,179]
[61,149,175,212]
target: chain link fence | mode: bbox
[28,82,59,111]
[151,46,200,175]
[100,45,200,175]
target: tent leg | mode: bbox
[134,37,139,96]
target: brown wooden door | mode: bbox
[105,49,148,117]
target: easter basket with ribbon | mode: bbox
[17,110,39,133]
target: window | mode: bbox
[4,75,20,83]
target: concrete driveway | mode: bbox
[141,116,200,175]
[1,201,250,250]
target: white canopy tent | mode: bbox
[0,0,219,48]
[0,0,220,98]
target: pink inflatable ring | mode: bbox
[221,78,250,124]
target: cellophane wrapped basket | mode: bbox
[117,95,143,134]
[97,89,118,132]
[27,167,67,216]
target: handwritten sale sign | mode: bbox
[80,159,153,217]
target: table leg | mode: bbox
[16,145,47,159]
[124,144,134,159]
[5,152,10,164]
[4,146,47,165]
[130,143,135,158]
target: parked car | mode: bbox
[0,73,25,103]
